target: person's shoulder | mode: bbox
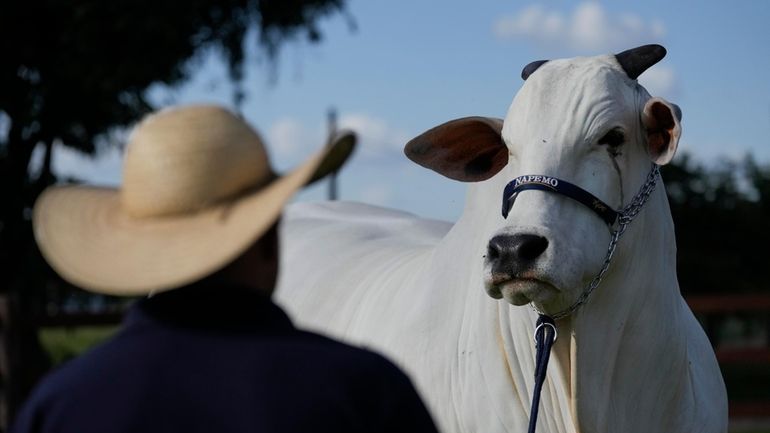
[27,338,107,399]
[27,326,142,404]
[14,342,102,428]
[294,329,406,377]
[291,331,439,433]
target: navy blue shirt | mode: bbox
[12,287,438,433]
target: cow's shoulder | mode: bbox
[283,201,452,246]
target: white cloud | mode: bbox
[337,113,412,159]
[357,183,395,207]
[676,138,750,165]
[638,65,678,98]
[47,142,123,186]
[0,111,10,143]
[494,2,666,54]
[265,112,412,171]
[265,112,411,170]
[41,112,412,191]
[267,117,311,160]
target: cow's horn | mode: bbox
[615,44,666,80]
[521,60,548,80]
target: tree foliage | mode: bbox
[0,0,348,282]
[0,0,348,424]
[663,154,770,294]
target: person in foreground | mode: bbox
[12,105,439,433]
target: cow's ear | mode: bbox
[642,97,681,165]
[404,117,508,182]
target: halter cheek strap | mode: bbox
[502,175,618,225]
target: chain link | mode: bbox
[534,164,660,320]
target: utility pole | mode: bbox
[327,107,338,201]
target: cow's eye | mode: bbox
[598,128,625,148]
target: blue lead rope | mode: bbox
[528,315,557,433]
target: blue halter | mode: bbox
[502,174,618,225]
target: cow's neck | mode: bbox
[438,184,580,433]
[440,182,704,433]
[563,188,696,432]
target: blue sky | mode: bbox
[47,0,770,222]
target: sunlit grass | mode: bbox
[36,326,770,432]
[38,326,118,366]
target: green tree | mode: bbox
[0,0,350,425]
[663,154,770,294]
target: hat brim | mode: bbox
[33,132,356,296]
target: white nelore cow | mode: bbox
[275,45,727,433]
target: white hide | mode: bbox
[275,53,727,433]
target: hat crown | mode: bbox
[121,105,272,218]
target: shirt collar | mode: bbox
[125,284,295,333]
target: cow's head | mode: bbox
[405,45,681,316]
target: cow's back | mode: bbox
[275,201,452,351]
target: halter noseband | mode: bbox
[502,175,619,226]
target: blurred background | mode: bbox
[1,0,768,431]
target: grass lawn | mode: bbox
[722,363,770,402]
[38,326,118,366]
[37,326,770,432]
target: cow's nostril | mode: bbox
[487,234,548,269]
[511,234,549,262]
[487,238,502,260]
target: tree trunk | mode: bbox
[0,119,52,429]
[0,293,10,430]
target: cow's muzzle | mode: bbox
[484,233,560,305]
[486,233,548,276]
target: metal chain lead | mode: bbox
[534,164,660,320]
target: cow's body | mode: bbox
[276,47,727,433]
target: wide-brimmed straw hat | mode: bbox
[33,105,355,296]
